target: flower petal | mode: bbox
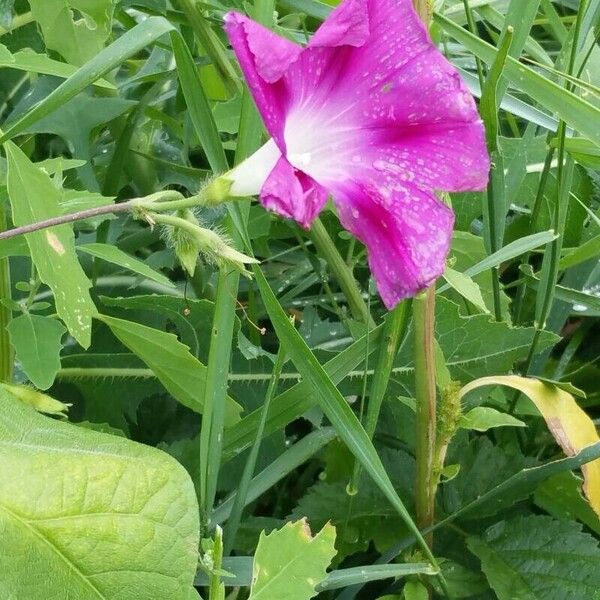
[333,180,454,308]
[225,139,282,197]
[260,157,329,228]
[223,12,302,144]
[309,0,370,48]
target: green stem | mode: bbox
[0,205,13,382]
[310,218,375,327]
[223,346,286,555]
[365,301,410,439]
[413,287,436,547]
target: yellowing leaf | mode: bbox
[460,375,600,517]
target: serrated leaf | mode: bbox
[6,314,66,390]
[0,386,199,599]
[468,516,600,600]
[460,376,600,517]
[77,243,175,288]
[5,142,96,347]
[396,298,559,383]
[96,314,242,425]
[28,0,115,66]
[534,472,600,536]
[249,519,336,600]
[459,406,526,432]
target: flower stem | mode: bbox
[309,218,375,327]
[0,205,13,382]
[413,287,436,547]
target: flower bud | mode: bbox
[170,209,202,277]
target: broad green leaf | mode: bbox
[0,44,114,88]
[6,314,65,389]
[442,267,489,314]
[28,0,115,66]
[435,443,600,527]
[534,472,600,536]
[460,376,600,516]
[77,243,175,288]
[5,142,96,347]
[96,314,242,425]
[458,406,526,431]
[468,516,600,600]
[0,386,199,599]
[466,536,537,600]
[249,519,336,600]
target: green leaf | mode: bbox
[319,563,436,592]
[534,472,600,536]
[0,44,114,88]
[436,443,600,527]
[468,515,600,600]
[0,386,199,599]
[397,297,559,383]
[6,314,66,389]
[5,142,96,347]
[466,536,537,600]
[248,519,336,600]
[439,231,557,293]
[458,406,526,432]
[442,267,490,314]
[403,580,429,600]
[171,31,228,173]
[77,243,175,288]
[253,266,436,565]
[28,0,115,66]
[436,12,600,148]
[96,314,242,425]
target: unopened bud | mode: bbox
[170,209,202,277]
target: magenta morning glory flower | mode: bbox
[222,0,490,309]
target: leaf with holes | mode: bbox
[5,142,96,348]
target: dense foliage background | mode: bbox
[0,0,599,598]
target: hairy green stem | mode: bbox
[310,218,375,327]
[413,287,437,547]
